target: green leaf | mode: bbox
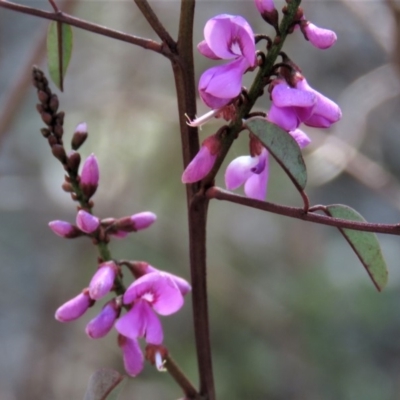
[244,117,307,191]
[83,369,125,400]
[47,21,73,91]
[326,204,388,291]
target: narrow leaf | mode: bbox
[244,117,307,191]
[47,21,73,91]
[326,204,388,291]
[84,369,125,400]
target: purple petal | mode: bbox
[144,265,192,296]
[304,22,337,49]
[182,145,217,183]
[88,263,116,300]
[254,0,275,13]
[199,58,248,104]
[272,83,316,108]
[55,291,91,322]
[115,300,163,344]
[48,220,80,238]
[225,155,259,190]
[197,40,220,60]
[289,129,311,149]
[123,272,184,316]
[119,336,144,377]
[267,104,301,132]
[243,149,269,200]
[76,210,100,233]
[131,212,157,231]
[85,299,118,339]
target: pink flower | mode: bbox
[225,129,311,200]
[254,0,275,13]
[48,220,81,238]
[118,335,144,377]
[76,210,100,234]
[115,272,184,345]
[268,78,341,131]
[198,14,256,108]
[80,153,99,199]
[301,21,337,50]
[110,212,157,237]
[88,261,117,300]
[86,299,119,339]
[182,134,221,183]
[55,290,92,322]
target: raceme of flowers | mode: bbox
[51,153,191,376]
[182,2,341,201]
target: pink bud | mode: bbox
[181,135,220,183]
[302,21,337,49]
[89,261,117,300]
[76,210,100,233]
[131,212,157,230]
[85,299,119,338]
[48,220,81,238]
[254,0,275,13]
[55,290,92,322]
[80,153,99,199]
[71,122,88,150]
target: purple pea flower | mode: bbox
[48,220,81,238]
[55,289,92,322]
[76,210,100,234]
[88,261,118,300]
[118,335,144,377]
[86,299,120,339]
[268,78,341,131]
[225,128,311,200]
[80,153,99,199]
[198,14,256,109]
[115,272,185,345]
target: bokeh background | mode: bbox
[1,1,400,399]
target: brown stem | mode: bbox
[207,186,400,235]
[48,0,59,12]
[0,0,168,57]
[133,0,176,50]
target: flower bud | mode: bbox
[181,134,220,183]
[254,0,278,28]
[76,210,100,233]
[301,21,337,49]
[80,153,99,199]
[89,261,117,300]
[48,220,82,238]
[85,298,119,338]
[55,290,92,322]
[71,122,88,150]
[67,151,81,173]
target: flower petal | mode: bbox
[55,291,91,322]
[289,128,311,149]
[197,40,221,60]
[225,155,259,190]
[85,299,118,339]
[182,145,217,183]
[304,22,337,50]
[267,104,300,132]
[115,301,147,339]
[272,83,316,108]
[243,149,269,200]
[119,336,144,377]
[145,265,192,296]
[141,303,163,344]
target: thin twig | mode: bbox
[48,0,59,12]
[207,186,400,235]
[0,0,168,56]
[133,0,176,50]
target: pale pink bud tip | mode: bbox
[85,299,119,338]
[81,154,99,186]
[75,122,87,134]
[76,210,100,233]
[48,220,80,238]
[304,22,337,50]
[255,0,275,13]
[55,291,91,322]
[89,262,117,300]
[131,212,157,231]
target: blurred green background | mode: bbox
[2,1,400,399]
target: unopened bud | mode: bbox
[85,298,120,339]
[76,210,100,233]
[71,123,88,150]
[89,261,118,300]
[51,144,67,163]
[80,153,99,198]
[49,220,82,238]
[48,94,59,112]
[55,289,93,322]
[67,151,81,173]
[37,90,49,103]
[40,128,51,138]
[41,112,53,125]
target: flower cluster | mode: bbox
[51,151,191,376]
[182,1,341,201]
